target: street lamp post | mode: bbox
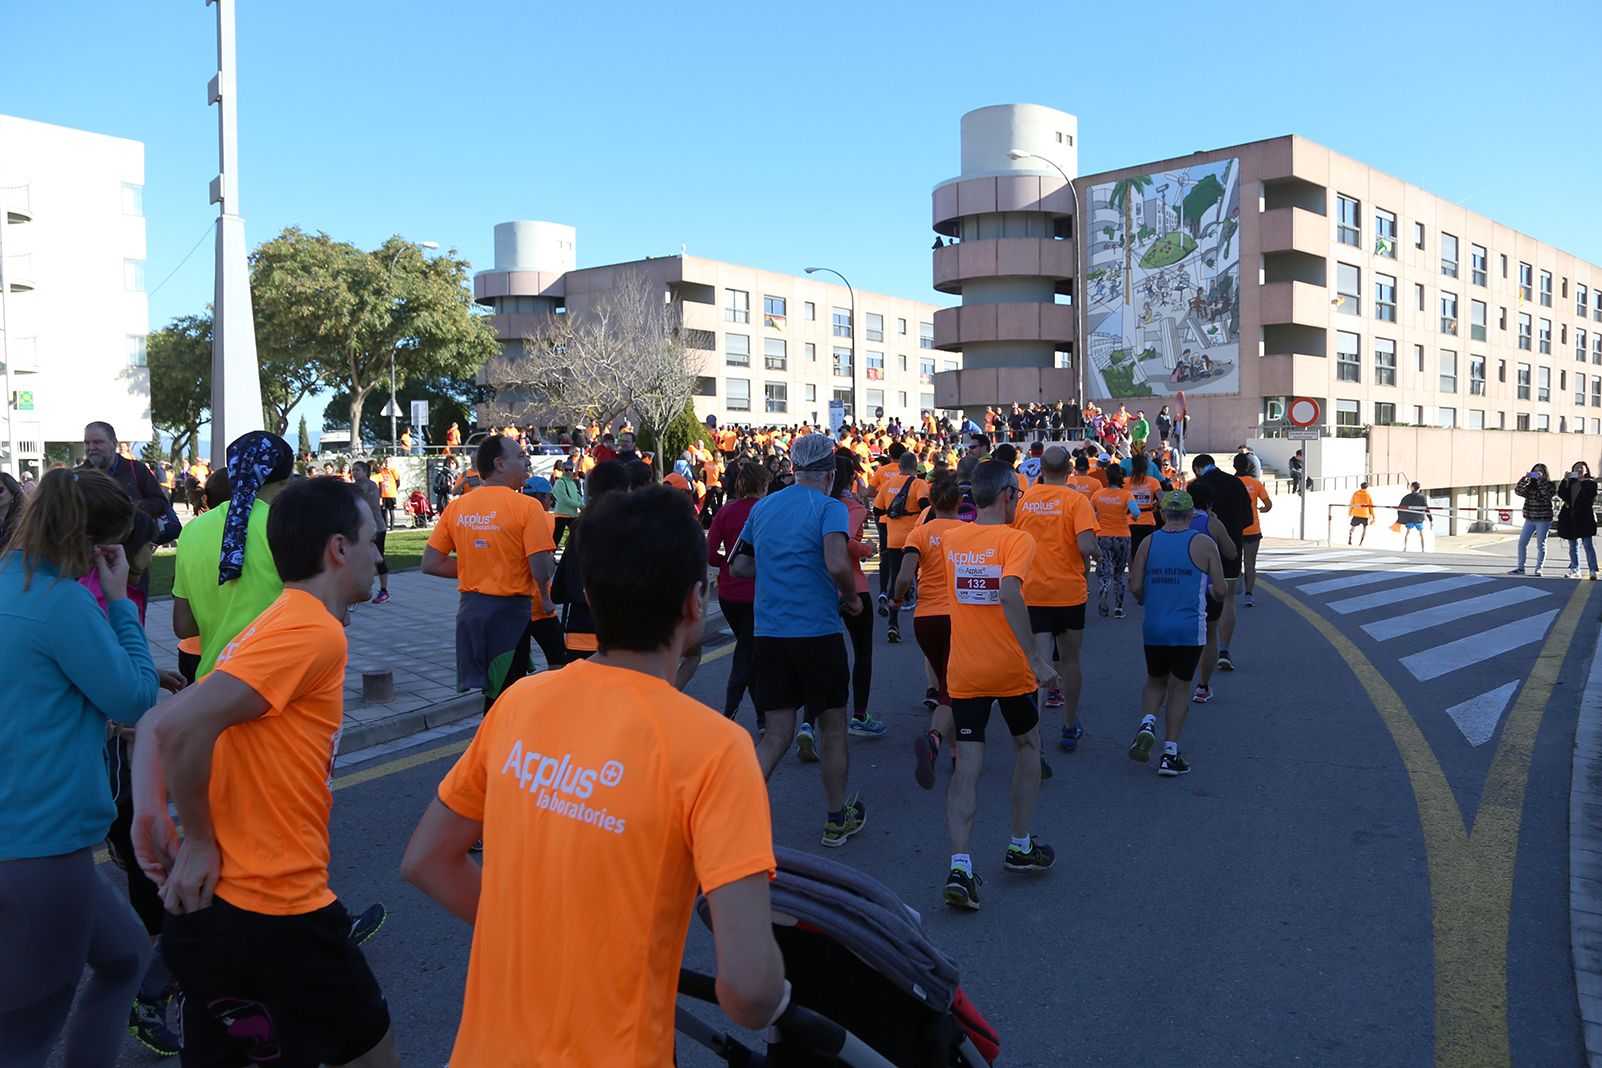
[1008,150,1087,409]
[804,266,856,427]
[388,240,438,455]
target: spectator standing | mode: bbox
[351,461,392,604]
[80,421,169,521]
[1511,465,1557,576]
[1397,482,1433,554]
[551,459,584,548]
[1130,410,1151,453]
[1558,461,1599,580]
[0,470,23,548]
[378,460,400,529]
[434,455,459,515]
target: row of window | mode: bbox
[1332,397,1583,433]
[1335,194,1602,321]
[699,375,938,416]
[724,333,946,381]
[1332,328,1602,402]
[724,289,935,347]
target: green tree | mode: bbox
[146,314,213,464]
[1107,175,1154,304]
[322,374,477,450]
[297,414,311,458]
[638,397,712,471]
[1182,174,1225,237]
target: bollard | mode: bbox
[362,670,394,705]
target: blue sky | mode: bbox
[4,0,1597,430]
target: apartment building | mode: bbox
[0,115,151,475]
[473,221,956,428]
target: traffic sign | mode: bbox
[1498,509,1512,523]
[1287,397,1321,428]
[1288,427,1320,440]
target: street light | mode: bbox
[804,266,856,428]
[1009,149,1088,409]
[389,240,439,455]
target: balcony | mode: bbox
[472,269,564,305]
[0,336,40,374]
[1257,207,1326,258]
[0,185,32,225]
[932,174,1074,237]
[932,302,1075,351]
[933,237,1076,296]
[1259,280,1330,329]
[2,253,33,293]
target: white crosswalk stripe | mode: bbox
[1360,586,1549,641]
[1295,566,1449,595]
[1400,610,1558,681]
[1326,575,1492,615]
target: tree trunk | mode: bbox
[348,383,373,452]
[1123,199,1133,305]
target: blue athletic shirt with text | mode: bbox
[1142,529,1208,647]
[739,484,850,639]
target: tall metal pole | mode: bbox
[207,0,263,467]
[805,266,856,423]
[389,349,397,455]
[1012,152,1086,406]
[0,197,14,477]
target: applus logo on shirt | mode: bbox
[455,510,501,531]
[944,546,997,566]
[500,740,628,835]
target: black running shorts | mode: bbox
[912,614,951,704]
[951,693,1039,740]
[1143,644,1204,682]
[1350,516,1370,527]
[1027,602,1086,635]
[1221,549,1243,581]
[1206,593,1223,623]
[1241,533,1262,545]
[753,634,849,716]
[162,897,390,1068]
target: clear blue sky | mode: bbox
[4,0,1596,430]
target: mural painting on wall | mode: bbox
[1084,158,1241,399]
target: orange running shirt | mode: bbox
[1242,475,1271,536]
[1089,467,1110,487]
[1092,486,1137,538]
[875,473,931,549]
[1014,484,1098,607]
[206,589,347,916]
[901,517,962,617]
[427,485,556,598]
[1066,473,1102,500]
[437,660,775,1066]
[942,523,1037,699]
[1127,475,1164,527]
[1349,488,1374,520]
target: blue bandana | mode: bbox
[218,431,293,584]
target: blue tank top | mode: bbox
[1142,528,1208,647]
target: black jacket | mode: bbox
[1515,476,1557,522]
[1557,476,1598,539]
[1195,467,1253,547]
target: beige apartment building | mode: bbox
[472,221,956,430]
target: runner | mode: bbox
[552,460,630,662]
[1183,481,1238,705]
[1126,451,1166,559]
[1067,454,1101,497]
[707,460,771,726]
[832,452,888,741]
[731,433,867,847]
[1090,465,1141,619]
[131,476,399,1067]
[401,487,787,1063]
[1348,481,1374,546]
[939,460,1060,910]
[890,474,964,788]
[873,450,930,643]
[1190,454,1252,671]
[1398,481,1433,555]
[422,435,557,711]
[1013,446,1099,752]
[1234,453,1273,607]
[1126,490,1226,776]
[351,461,392,603]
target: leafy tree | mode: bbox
[297,415,311,458]
[146,314,213,464]
[1182,174,1225,237]
[322,374,477,450]
[638,397,712,471]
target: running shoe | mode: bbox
[1506,567,1526,575]
[1568,569,1582,579]
[348,902,387,946]
[1059,721,1084,752]
[1128,722,1156,762]
[1097,598,1110,617]
[914,730,941,789]
[849,715,887,738]
[796,722,819,762]
[1593,572,1599,581]
[1158,751,1191,777]
[1217,650,1234,671]
[128,995,181,1057]
[923,687,939,711]
[943,867,982,910]
[1192,684,1213,704]
[1045,688,1065,709]
[1244,591,1255,607]
[821,796,867,847]
[1003,836,1056,873]
[1112,607,1125,619]
[887,626,901,643]
[1534,569,1544,577]
[1040,756,1054,781]
[371,589,391,604]
[877,593,889,617]
[469,839,483,853]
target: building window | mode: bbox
[1374,338,1397,386]
[1414,405,1426,425]
[1336,330,1361,382]
[1414,222,1426,250]
[1470,354,1486,395]
[918,322,935,349]
[1539,365,1551,402]
[943,360,958,372]
[1594,333,1602,365]
[1336,263,1361,316]
[1579,373,1589,406]
[920,392,935,412]
[1593,376,1601,407]
[1440,292,1458,335]
[763,294,786,328]
[1471,244,1487,286]
[1539,318,1552,354]
[121,182,143,215]
[692,376,717,397]
[764,381,788,414]
[1518,312,1532,350]
[1415,344,1425,373]
[897,317,907,335]
[806,342,817,362]
[919,357,935,384]
[865,351,885,380]
[1517,363,1532,399]
[866,388,885,411]
[727,378,751,411]
[1537,414,1551,432]
[1439,350,1457,393]
[1470,300,1487,342]
[897,354,908,372]
[1519,262,1533,302]
[1499,306,1508,331]
[124,259,146,291]
[831,306,852,338]
[1581,329,1590,363]
[126,334,148,368]
[1595,291,1602,322]
[1375,401,1397,424]
[865,312,884,342]
[805,383,817,402]
[1440,233,1459,279]
[725,332,750,366]
[1498,359,1506,383]
[1415,283,1426,312]
[804,301,816,321]
[1375,273,1397,321]
[832,387,853,418]
[1468,409,1485,430]
[1335,399,1360,431]
[1374,208,1397,257]
[1580,284,1590,318]
[1336,195,1361,246]
[724,289,749,323]
[764,337,787,371]
[832,347,851,378]
[1438,407,1457,428]
[1517,413,1531,431]
[1540,270,1553,307]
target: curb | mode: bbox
[342,692,484,754]
[1572,627,1602,1064]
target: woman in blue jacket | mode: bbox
[0,467,160,1066]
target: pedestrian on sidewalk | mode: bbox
[1510,465,1557,576]
[1558,461,1598,580]
[351,461,391,603]
[1348,482,1374,545]
[1398,482,1432,554]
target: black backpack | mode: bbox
[886,475,916,519]
[433,468,453,496]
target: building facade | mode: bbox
[473,221,956,429]
[0,115,151,474]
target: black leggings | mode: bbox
[510,617,568,682]
[843,591,874,717]
[881,547,905,630]
[552,516,576,549]
[719,596,757,722]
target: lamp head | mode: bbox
[804,267,820,274]
[1007,149,1029,161]
[420,241,440,250]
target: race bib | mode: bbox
[954,562,1002,605]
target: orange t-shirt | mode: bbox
[1349,489,1375,520]
[901,516,962,617]
[1089,467,1110,487]
[437,660,775,1066]
[942,522,1037,699]
[1067,474,1101,499]
[1127,475,1164,527]
[1242,475,1271,536]
[1092,486,1137,538]
[1014,484,1098,607]
[875,473,930,548]
[206,589,347,916]
[427,485,556,597]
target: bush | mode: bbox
[639,398,713,471]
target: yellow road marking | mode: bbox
[1262,579,1590,1067]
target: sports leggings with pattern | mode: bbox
[1097,535,1131,611]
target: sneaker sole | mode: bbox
[1218,660,1234,671]
[1158,763,1191,777]
[848,726,886,739]
[914,735,938,790]
[127,1028,182,1058]
[1193,690,1212,704]
[351,905,387,946]
[943,885,980,910]
[821,813,866,847]
[1003,855,1055,873]
[1059,731,1080,752]
[1128,731,1155,762]
[796,733,818,762]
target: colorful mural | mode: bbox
[1084,158,1241,399]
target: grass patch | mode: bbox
[146,527,438,599]
[1138,231,1197,270]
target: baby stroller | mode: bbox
[678,847,999,1067]
[406,489,434,527]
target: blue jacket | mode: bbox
[0,553,159,860]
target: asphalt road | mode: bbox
[97,537,1592,1066]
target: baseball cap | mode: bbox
[1160,490,1194,511]
[522,476,553,495]
[664,472,691,490]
